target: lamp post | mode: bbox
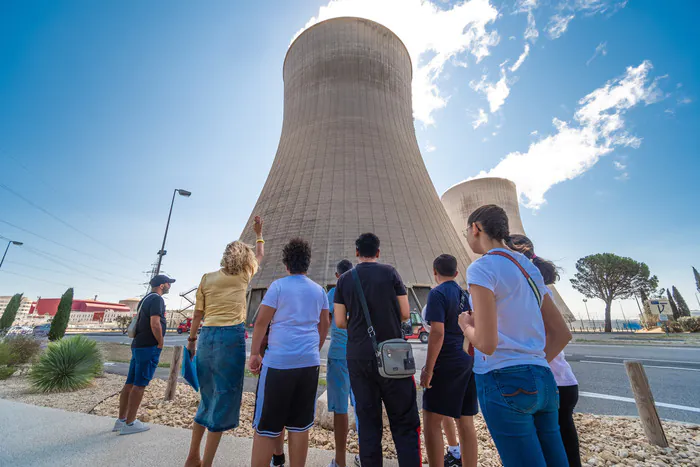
[0,240,23,269]
[154,189,191,277]
[583,298,594,331]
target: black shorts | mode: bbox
[253,365,319,437]
[422,361,478,418]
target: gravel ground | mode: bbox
[0,373,124,413]
[90,377,700,466]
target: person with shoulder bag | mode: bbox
[333,233,421,467]
[458,205,572,467]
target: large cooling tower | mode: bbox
[239,17,471,321]
[441,178,575,321]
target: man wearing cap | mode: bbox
[114,274,175,435]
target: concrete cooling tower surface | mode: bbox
[240,17,471,321]
[441,178,575,321]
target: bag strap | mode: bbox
[486,251,542,307]
[351,268,382,368]
[134,293,156,326]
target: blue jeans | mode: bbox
[194,324,246,432]
[476,364,568,467]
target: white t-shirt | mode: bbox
[261,275,329,370]
[549,351,578,387]
[467,248,551,374]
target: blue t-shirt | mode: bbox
[327,288,348,360]
[467,248,551,374]
[424,281,472,368]
[261,275,329,370]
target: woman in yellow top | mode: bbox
[184,216,264,467]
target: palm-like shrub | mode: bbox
[29,335,103,393]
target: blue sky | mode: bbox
[1,0,698,320]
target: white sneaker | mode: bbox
[327,460,338,467]
[112,419,126,432]
[354,455,361,466]
[119,419,150,435]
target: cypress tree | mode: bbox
[693,267,700,293]
[672,286,691,318]
[0,293,23,332]
[666,288,680,321]
[48,288,74,341]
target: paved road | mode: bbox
[0,399,392,467]
[88,333,700,424]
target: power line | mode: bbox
[0,218,134,269]
[22,245,143,286]
[0,269,73,289]
[4,260,73,276]
[0,182,141,264]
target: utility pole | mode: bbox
[0,240,23,269]
[583,298,594,331]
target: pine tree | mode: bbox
[672,286,691,318]
[666,288,680,321]
[48,288,74,341]
[0,293,23,332]
[694,267,700,293]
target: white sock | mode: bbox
[118,418,126,422]
[448,445,461,459]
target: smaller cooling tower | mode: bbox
[441,178,575,322]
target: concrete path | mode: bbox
[0,399,398,466]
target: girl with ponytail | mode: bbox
[508,234,582,467]
[458,204,571,467]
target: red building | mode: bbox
[29,298,131,322]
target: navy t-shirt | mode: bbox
[334,262,407,360]
[131,293,166,348]
[424,281,473,367]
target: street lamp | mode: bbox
[154,189,191,276]
[0,240,23,269]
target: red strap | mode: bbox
[487,250,532,279]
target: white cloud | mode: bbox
[472,108,489,128]
[678,97,692,105]
[515,0,539,13]
[425,141,437,152]
[510,44,530,72]
[613,160,626,170]
[530,130,539,136]
[573,0,628,15]
[546,14,575,39]
[295,0,499,125]
[586,41,607,66]
[471,60,664,208]
[524,10,539,42]
[471,68,510,113]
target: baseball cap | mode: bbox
[150,274,176,287]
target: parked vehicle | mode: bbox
[403,311,430,344]
[177,318,202,335]
[33,323,51,338]
[6,325,33,336]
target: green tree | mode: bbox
[0,293,23,333]
[666,289,680,321]
[48,288,74,341]
[694,267,700,293]
[571,253,657,333]
[672,286,691,318]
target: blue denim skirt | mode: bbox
[194,324,246,432]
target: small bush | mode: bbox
[641,314,660,330]
[678,316,700,333]
[4,335,42,366]
[29,335,103,393]
[0,366,15,380]
[661,320,683,333]
[0,342,10,366]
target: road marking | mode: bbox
[568,343,700,351]
[579,360,700,372]
[579,391,700,414]
[584,355,699,364]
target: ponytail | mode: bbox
[507,234,560,285]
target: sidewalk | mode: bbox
[0,399,398,466]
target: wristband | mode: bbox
[256,239,265,244]
[187,336,197,342]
